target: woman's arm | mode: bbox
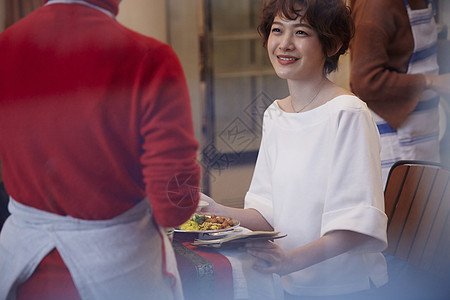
[200,193,273,231]
[245,230,372,276]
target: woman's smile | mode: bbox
[277,55,299,65]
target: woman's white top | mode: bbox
[245,95,388,296]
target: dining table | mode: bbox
[172,227,284,300]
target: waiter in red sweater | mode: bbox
[0,0,200,299]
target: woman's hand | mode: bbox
[244,230,372,276]
[199,192,217,213]
[244,241,292,276]
[199,193,273,231]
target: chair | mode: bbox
[384,160,450,276]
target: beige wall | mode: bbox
[118,0,203,143]
[166,0,203,143]
[0,0,5,32]
[117,0,167,43]
[0,0,167,39]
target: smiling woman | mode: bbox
[200,0,389,298]
[257,0,354,113]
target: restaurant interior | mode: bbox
[0,1,450,299]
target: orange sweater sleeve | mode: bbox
[350,0,427,128]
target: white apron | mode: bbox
[0,198,183,300]
[372,0,440,186]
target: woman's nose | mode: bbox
[278,34,293,51]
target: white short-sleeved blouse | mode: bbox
[245,95,388,296]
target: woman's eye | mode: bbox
[296,30,307,35]
[271,28,281,33]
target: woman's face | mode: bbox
[267,13,326,81]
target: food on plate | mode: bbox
[179,214,235,231]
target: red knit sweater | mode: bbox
[0,1,200,224]
[0,1,200,296]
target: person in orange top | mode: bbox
[350,0,450,185]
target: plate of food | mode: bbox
[175,214,239,234]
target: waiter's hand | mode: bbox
[244,240,292,276]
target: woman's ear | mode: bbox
[327,40,343,57]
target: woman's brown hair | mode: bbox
[258,0,354,74]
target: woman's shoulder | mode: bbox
[264,98,286,116]
[328,93,368,111]
[337,94,365,105]
[329,90,367,108]
[272,97,289,110]
[325,95,378,134]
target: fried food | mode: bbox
[179,214,234,231]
